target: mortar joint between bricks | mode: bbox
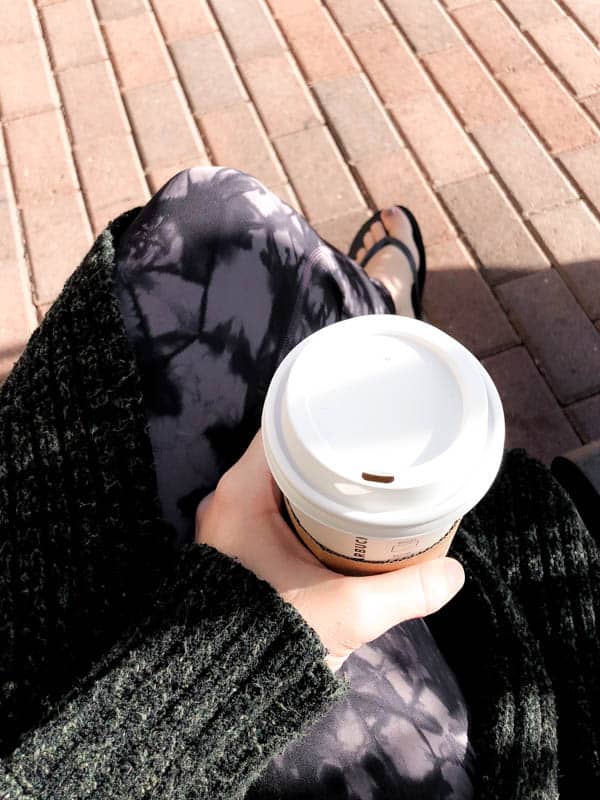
[447,0,600,139]
[291,7,405,178]
[412,1,576,188]
[322,0,394,31]
[204,0,302,200]
[203,0,323,221]
[317,3,572,306]
[515,0,600,58]
[547,164,600,233]
[287,1,449,223]
[40,0,149,217]
[379,0,596,278]
[332,2,468,242]
[1,124,40,312]
[87,0,159,194]
[514,20,600,119]
[146,0,215,165]
[12,4,94,306]
[332,1,483,241]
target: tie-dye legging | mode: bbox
[112,166,476,799]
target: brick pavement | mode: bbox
[2,0,600,466]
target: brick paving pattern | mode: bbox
[2,0,600,466]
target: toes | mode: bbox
[380,206,397,235]
[355,246,365,263]
[358,219,386,258]
[370,220,386,242]
[383,206,412,241]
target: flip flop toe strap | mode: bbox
[359,236,419,286]
[359,235,423,319]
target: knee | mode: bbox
[159,165,221,193]
[162,165,289,228]
[161,165,269,198]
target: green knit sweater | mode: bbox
[1,210,599,799]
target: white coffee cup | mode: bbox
[261,314,505,576]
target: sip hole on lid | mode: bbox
[362,471,394,484]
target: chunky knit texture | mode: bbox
[429,448,600,799]
[0,210,348,799]
[0,209,599,798]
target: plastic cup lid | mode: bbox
[262,315,505,536]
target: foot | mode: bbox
[355,207,421,319]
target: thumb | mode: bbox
[350,557,465,645]
[226,429,282,514]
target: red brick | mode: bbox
[201,103,286,189]
[0,39,59,120]
[442,0,485,7]
[423,237,519,357]
[58,60,129,143]
[6,110,78,203]
[90,196,150,235]
[500,0,564,29]
[562,0,600,43]
[21,192,93,304]
[242,52,322,138]
[500,65,598,153]
[314,209,371,253]
[529,201,600,319]
[124,80,207,169]
[454,2,541,73]
[326,0,389,34]
[560,142,600,213]
[103,13,174,89]
[210,0,284,63]
[171,34,247,116]
[424,45,514,129]
[0,185,36,381]
[529,17,600,98]
[495,269,600,403]
[348,25,431,107]
[73,134,149,232]
[473,116,577,214]
[94,0,145,19]
[385,0,461,54]
[273,181,302,213]
[355,149,455,246]
[274,125,365,221]
[391,93,487,187]
[152,0,215,41]
[278,8,358,83]
[267,0,320,15]
[481,346,580,464]
[440,173,550,284]
[565,394,600,443]
[41,0,106,70]
[313,73,402,162]
[0,0,41,43]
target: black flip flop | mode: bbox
[348,206,427,320]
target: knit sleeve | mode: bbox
[0,541,349,799]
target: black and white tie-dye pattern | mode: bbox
[112,166,476,799]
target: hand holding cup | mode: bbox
[195,430,465,674]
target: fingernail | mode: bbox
[444,559,465,594]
